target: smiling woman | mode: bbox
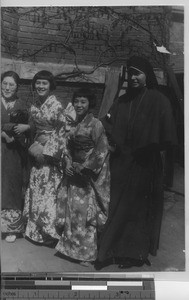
[55,88,110,266]
[35,79,51,98]
[23,70,67,247]
[73,96,89,119]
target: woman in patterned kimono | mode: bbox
[1,71,30,243]
[23,70,67,247]
[56,88,110,266]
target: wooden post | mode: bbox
[165,65,184,115]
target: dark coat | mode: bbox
[1,98,29,210]
[97,87,177,261]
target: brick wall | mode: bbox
[1,8,19,58]
[1,6,173,111]
[1,6,171,69]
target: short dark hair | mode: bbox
[32,70,56,91]
[72,88,96,109]
[1,71,20,89]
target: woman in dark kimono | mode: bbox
[1,71,30,242]
[95,56,177,269]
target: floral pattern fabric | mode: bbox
[1,209,25,233]
[23,95,67,243]
[56,113,110,262]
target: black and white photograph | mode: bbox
[1,3,186,276]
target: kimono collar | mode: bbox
[1,95,17,110]
[76,112,93,125]
[34,93,52,107]
[1,93,18,103]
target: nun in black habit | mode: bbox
[95,56,177,269]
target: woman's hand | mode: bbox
[72,162,84,175]
[14,124,30,135]
[65,160,75,177]
[66,115,75,125]
[1,131,15,143]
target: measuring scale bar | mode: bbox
[1,274,155,300]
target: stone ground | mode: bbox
[1,163,185,274]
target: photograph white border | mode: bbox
[1,0,189,298]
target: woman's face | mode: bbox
[35,79,50,98]
[1,76,17,99]
[128,67,146,89]
[73,96,90,118]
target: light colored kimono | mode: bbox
[23,94,67,243]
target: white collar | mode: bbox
[1,96,16,110]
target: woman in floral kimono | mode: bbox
[23,70,67,247]
[56,88,110,266]
[1,71,30,243]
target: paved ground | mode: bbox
[1,163,185,274]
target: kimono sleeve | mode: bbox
[82,120,109,174]
[43,102,67,161]
[28,113,36,143]
[2,122,16,136]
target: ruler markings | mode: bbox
[1,291,155,299]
